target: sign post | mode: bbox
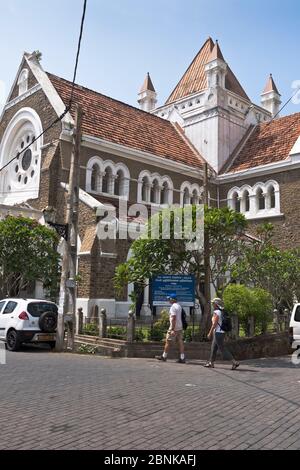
[151,275,195,307]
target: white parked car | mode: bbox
[0,298,58,351]
[289,304,300,346]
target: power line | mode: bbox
[268,85,300,124]
[69,0,87,110]
[0,0,88,177]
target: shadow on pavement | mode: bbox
[18,343,53,353]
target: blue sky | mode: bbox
[0,0,299,115]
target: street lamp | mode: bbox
[43,206,68,241]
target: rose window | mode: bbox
[12,130,39,187]
[0,108,43,204]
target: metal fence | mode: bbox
[81,311,291,342]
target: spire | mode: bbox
[261,74,281,118]
[262,73,280,95]
[207,39,225,63]
[138,73,157,112]
[140,72,156,93]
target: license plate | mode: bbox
[37,335,55,342]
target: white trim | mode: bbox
[217,153,300,182]
[17,68,29,95]
[60,131,204,178]
[227,180,281,219]
[24,54,73,128]
[4,84,42,112]
[0,107,43,204]
[60,182,104,210]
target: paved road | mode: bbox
[0,348,300,450]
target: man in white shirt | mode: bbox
[156,293,186,363]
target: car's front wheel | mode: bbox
[6,330,21,352]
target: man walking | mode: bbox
[205,297,239,370]
[156,294,185,363]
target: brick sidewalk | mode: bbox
[0,349,299,450]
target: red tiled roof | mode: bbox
[225,113,300,173]
[165,38,249,104]
[47,73,204,169]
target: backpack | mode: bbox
[219,309,232,332]
[181,308,188,330]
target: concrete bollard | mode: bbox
[99,308,107,338]
[77,307,83,335]
[248,315,255,337]
[229,314,239,340]
[273,309,280,333]
[127,309,136,343]
[283,308,290,331]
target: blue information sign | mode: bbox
[151,275,195,306]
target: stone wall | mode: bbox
[124,332,292,360]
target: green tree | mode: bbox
[0,216,60,299]
[232,224,300,310]
[114,206,247,334]
[223,284,272,335]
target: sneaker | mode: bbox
[155,355,167,362]
[177,358,186,364]
[204,362,214,368]
[232,361,240,370]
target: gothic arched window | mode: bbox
[257,188,265,210]
[115,169,125,196]
[151,179,160,204]
[102,166,113,194]
[91,164,101,192]
[142,176,150,202]
[232,192,240,212]
[161,181,169,205]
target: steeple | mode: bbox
[205,39,227,89]
[261,74,281,118]
[138,73,157,112]
[207,39,225,62]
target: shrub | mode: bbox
[135,328,146,342]
[107,326,126,339]
[148,310,169,341]
[83,323,99,336]
[223,284,272,335]
[78,344,97,354]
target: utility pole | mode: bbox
[56,104,83,352]
[202,162,211,338]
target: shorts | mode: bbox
[166,330,183,343]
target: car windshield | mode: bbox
[295,306,300,322]
[27,302,58,317]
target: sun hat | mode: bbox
[211,297,224,309]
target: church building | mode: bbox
[0,37,299,318]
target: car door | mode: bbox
[0,301,18,337]
[0,301,7,338]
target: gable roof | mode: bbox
[47,73,204,169]
[223,113,300,173]
[165,38,249,104]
